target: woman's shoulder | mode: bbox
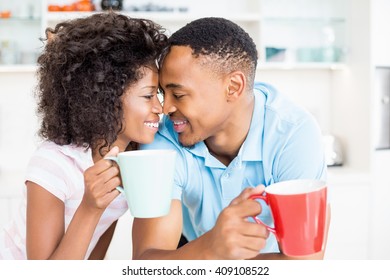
[25,142,92,200]
[30,141,63,160]
[29,141,93,174]
[33,141,90,160]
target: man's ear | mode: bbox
[226,71,246,101]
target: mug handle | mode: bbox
[249,194,276,233]
[104,156,123,193]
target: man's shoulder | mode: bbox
[255,82,315,127]
[254,83,326,182]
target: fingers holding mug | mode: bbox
[229,184,265,206]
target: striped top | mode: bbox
[0,141,128,259]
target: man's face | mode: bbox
[159,46,231,147]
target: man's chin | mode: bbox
[178,134,200,149]
[179,139,195,149]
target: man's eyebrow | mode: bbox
[165,83,183,89]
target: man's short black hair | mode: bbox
[161,17,258,90]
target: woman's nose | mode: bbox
[152,96,163,114]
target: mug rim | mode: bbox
[266,179,327,195]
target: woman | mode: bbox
[0,12,167,259]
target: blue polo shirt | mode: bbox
[141,82,327,253]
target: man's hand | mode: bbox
[204,185,269,259]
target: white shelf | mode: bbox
[45,11,261,23]
[2,1,348,72]
[0,17,41,22]
[257,62,347,70]
[0,63,346,74]
[263,17,346,23]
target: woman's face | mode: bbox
[116,67,162,148]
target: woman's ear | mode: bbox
[226,71,246,101]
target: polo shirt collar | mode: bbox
[240,88,266,161]
[164,118,224,168]
[186,141,226,168]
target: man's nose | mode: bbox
[162,94,176,115]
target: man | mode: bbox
[134,17,330,260]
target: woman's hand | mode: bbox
[82,146,121,211]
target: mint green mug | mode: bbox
[106,149,176,218]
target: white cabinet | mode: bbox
[369,0,390,260]
[0,0,42,66]
[371,0,390,66]
[260,0,346,66]
[369,151,390,259]
[1,0,348,69]
[325,170,371,259]
[42,0,262,59]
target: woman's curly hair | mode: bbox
[36,12,167,153]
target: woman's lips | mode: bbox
[144,121,159,131]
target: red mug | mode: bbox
[250,179,328,257]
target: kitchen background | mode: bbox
[0,0,389,259]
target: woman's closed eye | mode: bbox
[143,94,154,100]
[142,91,159,100]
